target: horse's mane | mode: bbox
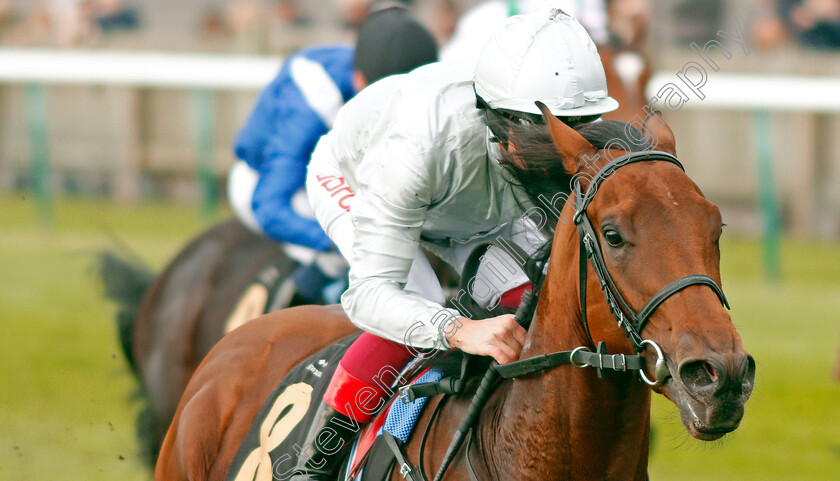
[491,117,653,266]
[498,118,653,220]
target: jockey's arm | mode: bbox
[252,104,334,251]
[342,136,525,363]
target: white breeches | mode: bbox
[227,160,345,274]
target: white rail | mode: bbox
[0,48,281,90]
[646,71,840,113]
[2,48,838,108]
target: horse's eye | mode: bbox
[603,229,624,247]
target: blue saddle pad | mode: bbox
[380,368,444,442]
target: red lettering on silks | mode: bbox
[329,186,353,198]
[320,177,346,192]
[338,194,353,212]
[315,174,354,211]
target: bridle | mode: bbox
[571,149,730,385]
[397,149,733,481]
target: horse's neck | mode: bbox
[481,367,652,480]
[477,239,651,481]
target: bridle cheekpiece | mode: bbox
[573,149,730,385]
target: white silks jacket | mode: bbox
[309,62,543,351]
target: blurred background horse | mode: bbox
[99,219,285,462]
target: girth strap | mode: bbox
[383,431,424,481]
[399,355,471,405]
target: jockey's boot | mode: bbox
[289,403,361,481]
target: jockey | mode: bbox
[227,6,438,305]
[295,9,619,480]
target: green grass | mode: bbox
[1,195,839,480]
[0,196,211,481]
[649,237,840,481]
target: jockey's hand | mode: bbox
[446,315,527,365]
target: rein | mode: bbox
[395,150,732,481]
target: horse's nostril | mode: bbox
[738,354,757,387]
[679,360,721,394]
[703,361,719,383]
[680,356,755,397]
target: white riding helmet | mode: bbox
[473,8,618,117]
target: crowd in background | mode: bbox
[754,0,840,49]
[0,0,838,53]
[0,0,138,47]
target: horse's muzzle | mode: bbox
[667,351,756,440]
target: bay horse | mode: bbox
[155,110,755,481]
[100,219,460,464]
[99,219,288,462]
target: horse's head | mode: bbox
[536,104,755,441]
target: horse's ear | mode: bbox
[643,111,677,156]
[536,101,596,174]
